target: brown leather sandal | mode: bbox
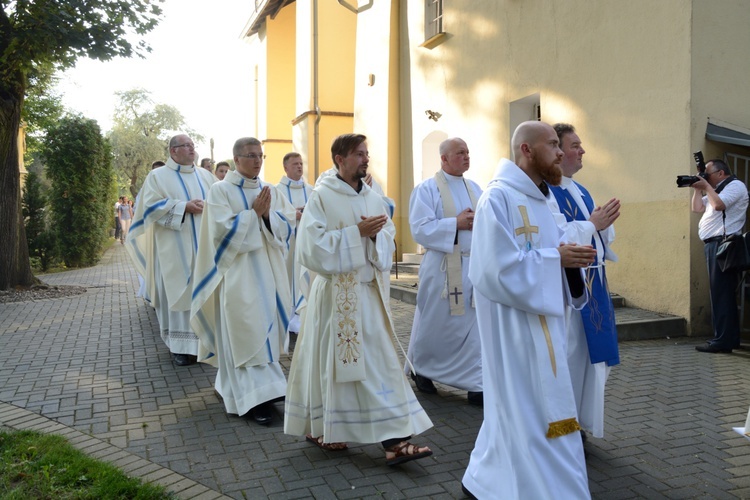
[305,434,348,451]
[385,441,433,466]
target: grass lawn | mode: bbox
[0,430,175,499]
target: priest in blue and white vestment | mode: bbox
[191,137,296,425]
[546,123,620,439]
[462,122,595,499]
[126,134,216,366]
[277,152,314,336]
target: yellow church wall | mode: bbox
[247,27,268,141]
[402,0,720,326]
[350,1,405,240]
[262,4,297,184]
[292,1,356,182]
[386,1,405,252]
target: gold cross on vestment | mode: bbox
[515,206,539,242]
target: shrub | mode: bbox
[22,171,58,271]
[42,116,114,268]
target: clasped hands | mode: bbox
[252,186,272,219]
[185,199,204,214]
[358,214,388,241]
[589,197,620,231]
[456,208,475,231]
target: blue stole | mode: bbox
[549,182,620,367]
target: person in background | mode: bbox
[126,134,216,366]
[691,159,748,353]
[200,158,213,174]
[277,152,314,341]
[406,137,483,406]
[214,161,230,181]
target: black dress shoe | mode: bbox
[251,402,274,426]
[411,373,437,394]
[467,391,483,407]
[695,344,732,354]
[173,353,197,366]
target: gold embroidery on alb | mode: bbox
[539,315,557,377]
[334,272,361,365]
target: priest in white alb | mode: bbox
[284,133,433,466]
[405,137,483,405]
[547,123,621,440]
[191,137,296,426]
[277,152,314,337]
[461,121,596,499]
[126,134,216,366]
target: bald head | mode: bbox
[511,121,552,162]
[440,137,470,176]
[511,121,563,185]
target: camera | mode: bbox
[675,151,708,187]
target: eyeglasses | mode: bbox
[172,143,195,150]
[705,170,718,177]
[347,152,369,159]
[237,153,266,160]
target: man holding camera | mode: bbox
[691,159,749,353]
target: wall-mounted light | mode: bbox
[425,110,442,122]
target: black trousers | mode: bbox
[704,240,741,348]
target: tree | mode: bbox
[109,88,200,198]
[0,0,164,290]
[21,170,56,271]
[22,62,65,157]
[43,115,114,268]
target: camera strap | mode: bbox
[715,175,737,194]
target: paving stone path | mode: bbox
[1,244,749,499]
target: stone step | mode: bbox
[614,306,686,341]
[389,264,686,341]
[610,294,626,308]
[401,253,424,265]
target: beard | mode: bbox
[540,163,563,186]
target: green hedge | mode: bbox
[42,116,115,268]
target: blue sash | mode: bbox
[549,183,620,366]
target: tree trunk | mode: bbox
[0,73,37,290]
[130,170,138,198]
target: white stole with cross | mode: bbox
[434,170,479,316]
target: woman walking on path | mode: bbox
[118,196,133,244]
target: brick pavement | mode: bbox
[1,244,749,499]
